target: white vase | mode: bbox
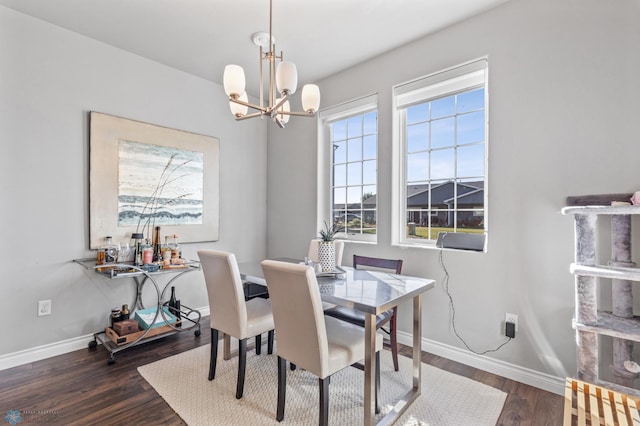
[317,241,336,272]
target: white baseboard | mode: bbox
[397,331,565,395]
[0,306,211,371]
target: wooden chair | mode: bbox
[261,260,383,425]
[198,250,275,399]
[323,254,403,371]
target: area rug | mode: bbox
[138,343,506,425]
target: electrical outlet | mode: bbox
[505,312,518,332]
[38,300,52,317]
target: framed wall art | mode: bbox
[89,112,219,249]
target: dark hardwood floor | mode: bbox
[0,316,564,425]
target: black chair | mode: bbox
[323,254,403,371]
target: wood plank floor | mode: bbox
[0,316,564,425]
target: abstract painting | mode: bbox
[89,112,219,249]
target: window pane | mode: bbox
[457,111,485,145]
[347,116,362,138]
[431,148,455,180]
[347,162,362,186]
[432,96,455,119]
[407,122,428,153]
[431,117,455,149]
[334,164,346,186]
[333,187,346,205]
[362,185,376,208]
[333,121,346,141]
[363,112,377,134]
[333,141,346,164]
[458,88,484,113]
[348,138,362,162]
[362,160,376,185]
[363,135,376,160]
[347,187,362,207]
[407,151,429,182]
[457,144,484,178]
[407,104,429,125]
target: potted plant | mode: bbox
[317,221,339,272]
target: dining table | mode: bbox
[235,257,435,426]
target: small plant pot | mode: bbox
[318,241,336,272]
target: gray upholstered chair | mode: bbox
[261,259,383,425]
[307,239,345,267]
[323,255,403,371]
[198,250,275,399]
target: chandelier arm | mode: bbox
[269,95,290,118]
[229,96,268,113]
[236,112,265,121]
[284,111,316,117]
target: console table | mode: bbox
[74,258,202,364]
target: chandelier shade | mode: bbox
[301,84,320,113]
[276,61,297,95]
[223,0,319,128]
[223,65,245,97]
[229,92,249,117]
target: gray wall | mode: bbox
[0,6,267,356]
[267,0,640,383]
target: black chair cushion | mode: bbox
[324,306,393,328]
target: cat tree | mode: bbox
[563,194,640,395]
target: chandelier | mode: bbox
[223,0,320,128]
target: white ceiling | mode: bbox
[0,0,509,97]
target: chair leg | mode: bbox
[208,328,219,380]
[277,356,287,422]
[267,330,274,354]
[236,338,247,399]
[375,351,380,414]
[390,307,399,371]
[319,376,330,426]
[255,334,262,355]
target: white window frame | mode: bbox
[391,58,488,248]
[317,94,378,243]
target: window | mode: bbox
[393,59,487,246]
[318,95,378,242]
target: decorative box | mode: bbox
[112,319,139,336]
[134,306,178,330]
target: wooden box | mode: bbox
[105,323,178,346]
[112,319,139,336]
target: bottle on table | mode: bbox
[162,236,172,266]
[131,233,144,266]
[168,286,181,327]
[152,226,161,262]
[121,304,130,321]
[142,239,153,265]
[104,236,117,265]
[97,236,117,270]
[171,234,181,264]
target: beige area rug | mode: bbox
[138,343,506,425]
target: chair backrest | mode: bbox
[307,239,345,266]
[261,260,328,377]
[353,254,403,274]
[198,250,249,338]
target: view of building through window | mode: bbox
[403,87,485,241]
[331,111,377,236]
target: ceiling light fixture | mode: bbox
[223,0,320,128]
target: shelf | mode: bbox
[562,205,640,216]
[574,311,640,343]
[570,263,640,282]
